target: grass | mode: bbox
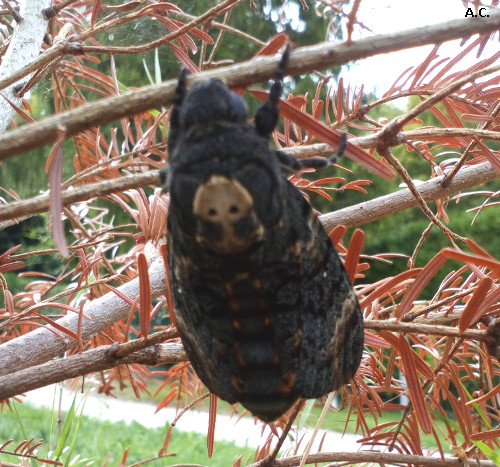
[0,400,255,466]
[2,380,451,467]
[125,378,447,451]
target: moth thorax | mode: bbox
[192,175,264,255]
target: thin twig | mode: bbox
[81,0,247,55]
[171,10,265,46]
[171,392,211,426]
[1,0,21,22]
[377,146,467,243]
[246,450,497,467]
[364,320,487,341]
[267,400,305,465]
[0,39,81,94]
[442,100,500,187]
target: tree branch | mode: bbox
[0,10,498,159]
[78,0,247,55]
[0,170,158,225]
[0,337,186,401]
[319,160,498,231]
[364,320,487,341]
[249,451,497,467]
[0,257,167,377]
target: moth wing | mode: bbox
[167,226,239,404]
[282,182,364,398]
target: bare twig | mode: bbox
[171,9,265,47]
[248,450,498,467]
[377,146,467,243]
[267,400,305,464]
[0,11,499,160]
[1,0,22,23]
[0,170,158,224]
[364,319,487,341]
[80,0,247,55]
[0,39,80,93]
[0,337,186,401]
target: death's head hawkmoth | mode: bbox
[160,45,364,422]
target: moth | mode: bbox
[160,45,364,422]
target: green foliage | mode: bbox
[0,401,254,466]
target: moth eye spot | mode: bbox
[192,175,264,254]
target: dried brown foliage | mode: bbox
[0,1,499,466]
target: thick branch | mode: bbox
[249,451,497,467]
[0,11,498,159]
[0,0,51,132]
[320,160,498,231]
[0,257,167,377]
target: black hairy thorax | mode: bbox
[160,45,364,422]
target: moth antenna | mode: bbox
[255,43,291,137]
[326,132,347,164]
[159,167,169,193]
[276,132,348,172]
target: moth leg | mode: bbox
[159,167,169,193]
[168,68,189,150]
[277,133,348,172]
[255,43,291,137]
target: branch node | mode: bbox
[62,41,84,55]
[377,120,407,149]
[105,342,120,360]
[42,6,58,20]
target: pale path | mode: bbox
[24,385,362,452]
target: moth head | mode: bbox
[180,79,248,129]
